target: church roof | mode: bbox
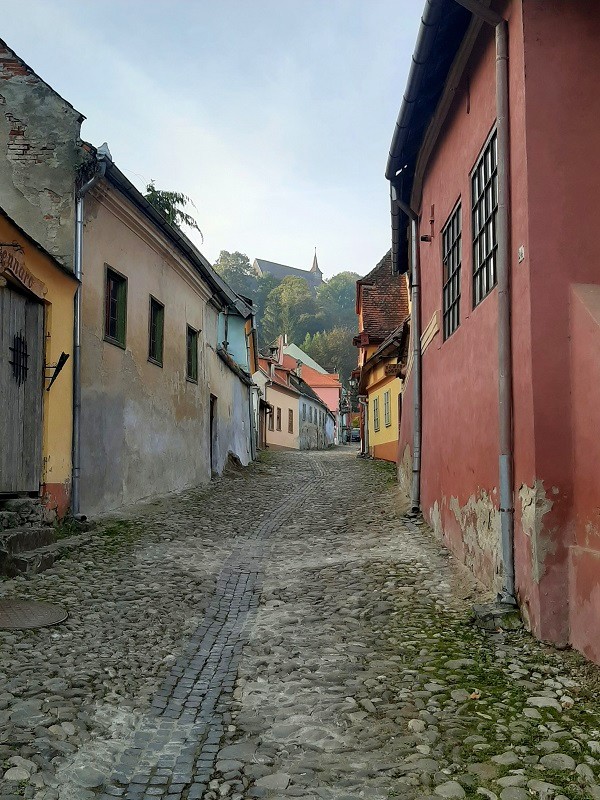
[253,257,323,285]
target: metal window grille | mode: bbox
[472,130,498,307]
[373,397,380,432]
[276,407,282,431]
[442,203,462,338]
[9,331,28,386]
[105,269,127,346]
[302,403,306,421]
[186,326,198,382]
[384,390,391,427]
[148,297,164,365]
[288,408,293,433]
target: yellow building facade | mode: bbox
[0,210,77,516]
[364,363,403,463]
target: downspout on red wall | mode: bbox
[393,193,422,514]
[454,0,515,602]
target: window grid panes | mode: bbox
[276,407,282,431]
[268,410,274,431]
[148,297,164,365]
[384,390,391,427]
[288,409,293,433]
[442,202,462,339]
[472,130,498,307]
[373,397,380,432]
[186,326,198,382]
[104,269,127,346]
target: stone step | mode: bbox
[0,498,56,531]
[0,527,57,555]
[0,529,93,578]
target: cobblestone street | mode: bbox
[2,449,600,800]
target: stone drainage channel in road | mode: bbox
[89,459,326,800]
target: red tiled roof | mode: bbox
[281,355,341,389]
[357,250,409,340]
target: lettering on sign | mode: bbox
[0,244,46,299]
[384,364,404,377]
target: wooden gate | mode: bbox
[0,283,44,494]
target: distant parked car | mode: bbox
[350,428,360,442]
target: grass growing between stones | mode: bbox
[360,553,600,799]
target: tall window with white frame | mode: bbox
[472,129,498,306]
[373,396,380,432]
[442,202,462,339]
[384,389,392,427]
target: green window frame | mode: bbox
[186,325,199,383]
[148,296,164,366]
[104,266,127,348]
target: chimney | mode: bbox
[269,361,275,379]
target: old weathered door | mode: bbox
[0,283,44,494]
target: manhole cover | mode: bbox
[0,599,68,630]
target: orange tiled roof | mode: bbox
[281,355,341,389]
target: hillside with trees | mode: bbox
[213,251,359,383]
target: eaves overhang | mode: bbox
[385,0,472,273]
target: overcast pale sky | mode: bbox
[2,1,422,278]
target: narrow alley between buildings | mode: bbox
[2,449,600,800]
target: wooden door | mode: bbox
[0,284,44,494]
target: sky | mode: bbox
[1,0,423,278]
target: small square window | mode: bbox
[104,267,127,347]
[148,296,164,366]
[186,325,198,382]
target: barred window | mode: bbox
[104,267,127,347]
[472,130,498,307]
[302,402,306,421]
[148,296,164,366]
[442,203,462,339]
[384,390,391,427]
[288,408,293,433]
[186,325,198,382]
[276,407,282,431]
[373,396,380,432]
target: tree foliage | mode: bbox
[144,181,203,241]
[262,277,324,344]
[211,252,360,383]
[316,271,360,329]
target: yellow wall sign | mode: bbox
[0,244,46,299]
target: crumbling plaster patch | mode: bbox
[519,480,554,583]
[450,490,501,589]
[398,444,412,498]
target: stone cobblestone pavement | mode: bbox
[2,450,600,800]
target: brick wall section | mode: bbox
[0,39,89,270]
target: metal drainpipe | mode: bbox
[454,1,515,603]
[358,396,369,455]
[245,328,257,461]
[395,198,422,514]
[72,158,106,516]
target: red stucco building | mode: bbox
[388,1,600,662]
